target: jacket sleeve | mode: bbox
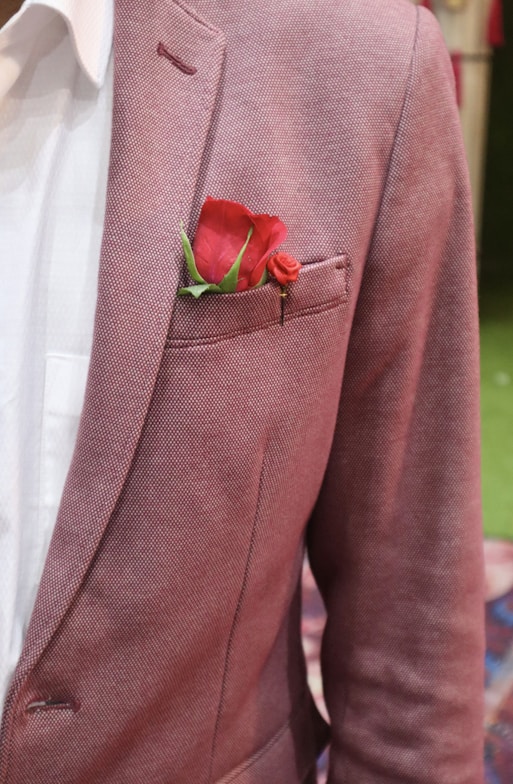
[304,6,485,782]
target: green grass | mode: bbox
[479,286,513,539]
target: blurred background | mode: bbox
[301,0,513,779]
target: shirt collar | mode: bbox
[1,0,113,88]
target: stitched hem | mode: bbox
[165,296,348,348]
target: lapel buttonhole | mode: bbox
[157,42,197,75]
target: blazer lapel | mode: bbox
[7,0,225,701]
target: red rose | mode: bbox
[266,252,302,286]
[192,196,288,291]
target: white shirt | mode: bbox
[0,0,113,717]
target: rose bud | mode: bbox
[266,252,302,286]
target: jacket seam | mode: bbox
[364,5,420,266]
[206,438,270,784]
[171,0,225,37]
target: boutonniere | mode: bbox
[177,196,302,325]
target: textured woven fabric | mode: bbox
[0,0,484,782]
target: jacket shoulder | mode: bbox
[294,0,420,66]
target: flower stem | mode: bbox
[280,285,288,326]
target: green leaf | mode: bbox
[217,225,254,293]
[177,283,223,298]
[253,266,269,288]
[180,220,206,284]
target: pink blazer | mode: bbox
[0,0,485,781]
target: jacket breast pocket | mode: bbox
[165,253,350,347]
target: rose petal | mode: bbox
[191,196,288,290]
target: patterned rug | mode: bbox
[301,538,513,782]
